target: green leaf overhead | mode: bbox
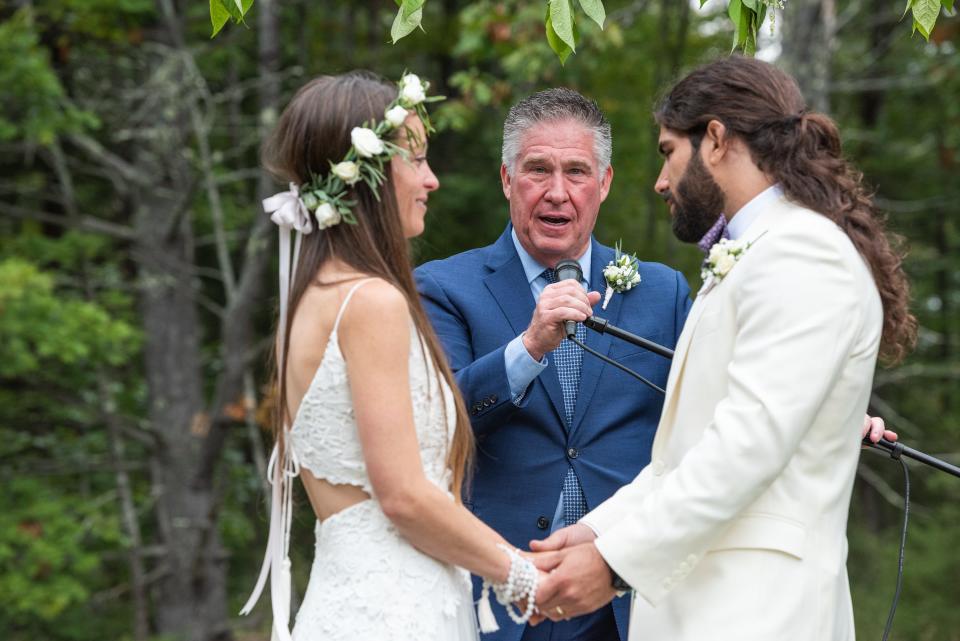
[402,0,426,19]
[549,0,577,52]
[578,0,606,29]
[392,0,425,43]
[210,0,253,37]
[545,9,573,64]
[911,0,941,39]
[210,0,231,37]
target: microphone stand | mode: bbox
[863,437,960,479]
[583,316,674,359]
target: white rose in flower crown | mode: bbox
[314,202,341,230]
[332,161,361,185]
[400,74,426,105]
[351,127,384,158]
[385,105,409,128]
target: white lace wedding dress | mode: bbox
[244,279,479,641]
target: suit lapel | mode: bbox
[482,227,566,427]
[656,201,783,449]
[570,240,619,435]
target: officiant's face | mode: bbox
[501,119,613,267]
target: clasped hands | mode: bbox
[515,415,896,625]
[515,523,616,626]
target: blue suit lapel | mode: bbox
[570,240,625,435]
[482,227,566,426]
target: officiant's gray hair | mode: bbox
[502,87,612,175]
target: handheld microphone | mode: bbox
[554,259,583,338]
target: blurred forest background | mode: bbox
[1,1,958,640]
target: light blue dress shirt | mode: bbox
[504,229,591,532]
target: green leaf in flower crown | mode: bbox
[911,0,941,40]
[545,10,574,64]
[578,0,606,29]
[550,0,577,52]
[391,3,424,43]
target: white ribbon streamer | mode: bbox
[240,186,313,641]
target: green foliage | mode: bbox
[0,10,97,143]
[0,478,115,624]
[0,259,141,378]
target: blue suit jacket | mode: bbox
[415,225,691,641]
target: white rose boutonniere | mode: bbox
[601,240,642,310]
[700,233,766,286]
[351,127,385,158]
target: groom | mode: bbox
[530,57,916,640]
[416,88,691,640]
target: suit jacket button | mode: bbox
[489,395,497,404]
[567,447,579,459]
[537,516,550,530]
[482,399,491,408]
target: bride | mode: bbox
[240,71,540,641]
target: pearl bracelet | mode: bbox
[477,544,539,633]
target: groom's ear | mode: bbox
[703,119,730,166]
[500,163,512,200]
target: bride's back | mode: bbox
[285,266,456,522]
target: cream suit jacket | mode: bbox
[582,196,883,641]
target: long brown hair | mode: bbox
[656,56,916,364]
[263,71,473,497]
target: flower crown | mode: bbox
[263,73,444,234]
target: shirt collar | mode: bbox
[511,228,592,287]
[726,183,784,241]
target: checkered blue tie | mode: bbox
[542,268,589,526]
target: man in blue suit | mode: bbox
[415,88,691,641]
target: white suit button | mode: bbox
[686,554,698,564]
[652,460,666,476]
[679,561,690,573]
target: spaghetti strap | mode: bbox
[332,278,377,335]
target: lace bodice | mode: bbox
[289,279,457,496]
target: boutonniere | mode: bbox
[601,240,641,310]
[700,232,767,286]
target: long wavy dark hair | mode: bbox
[262,71,473,497]
[656,56,916,364]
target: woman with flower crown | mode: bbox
[239,71,542,641]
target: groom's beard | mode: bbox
[666,153,726,243]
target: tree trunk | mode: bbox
[780,0,836,113]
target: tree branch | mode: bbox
[0,201,136,240]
